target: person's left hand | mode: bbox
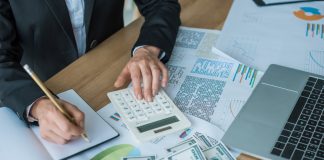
[114,46,168,101]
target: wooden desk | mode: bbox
[46,0,257,159]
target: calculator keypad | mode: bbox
[112,89,174,122]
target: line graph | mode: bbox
[210,98,246,132]
[305,50,324,75]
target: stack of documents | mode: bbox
[165,27,264,132]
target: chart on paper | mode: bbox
[165,51,263,133]
[216,0,324,76]
[305,50,324,75]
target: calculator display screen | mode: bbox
[137,116,179,133]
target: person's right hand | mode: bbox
[30,98,85,144]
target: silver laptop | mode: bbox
[222,64,324,160]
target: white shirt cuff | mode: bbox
[132,45,166,60]
[25,96,46,122]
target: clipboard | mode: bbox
[253,0,323,6]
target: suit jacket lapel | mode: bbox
[44,0,78,53]
[84,0,95,36]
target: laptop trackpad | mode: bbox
[223,83,299,158]
[245,83,299,129]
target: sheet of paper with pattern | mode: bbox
[171,26,222,60]
[165,27,264,132]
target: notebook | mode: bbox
[0,89,119,160]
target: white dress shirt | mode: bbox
[65,0,86,56]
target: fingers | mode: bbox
[42,129,68,145]
[63,102,85,128]
[117,48,170,102]
[158,61,169,88]
[130,64,143,100]
[114,66,131,88]
[150,62,161,96]
[139,63,153,101]
[38,115,70,144]
[50,122,75,141]
[36,99,84,144]
[54,102,84,136]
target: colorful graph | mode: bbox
[232,64,258,88]
[293,7,324,39]
[306,23,324,39]
[110,113,121,121]
[91,144,141,160]
[179,128,192,139]
[294,7,324,21]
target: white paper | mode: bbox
[0,107,51,160]
[31,90,119,160]
[165,28,264,131]
[68,103,224,160]
[216,0,324,76]
[173,26,222,59]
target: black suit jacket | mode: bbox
[0,0,180,122]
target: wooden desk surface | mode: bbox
[46,1,258,159]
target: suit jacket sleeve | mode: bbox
[0,0,43,122]
[133,0,181,63]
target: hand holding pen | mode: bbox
[24,65,90,144]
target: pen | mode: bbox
[23,64,90,143]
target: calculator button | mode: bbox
[122,91,132,99]
[154,107,164,113]
[127,116,136,121]
[145,110,155,116]
[116,96,124,101]
[125,111,134,116]
[150,102,160,107]
[136,113,148,121]
[118,101,126,107]
[131,104,140,110]
[156,95,165,101]
[163,106,173,113]
[143,106,151,111]
[127,99,137,105]
[121,106,131,112]
[134,109,143,114]
[164,105,172,109]
[161,101,170,107]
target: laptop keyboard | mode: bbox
[271,77,324,160]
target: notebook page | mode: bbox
[31,89,119,160]
[0,107,51,160]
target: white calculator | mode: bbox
[107,88,191,142]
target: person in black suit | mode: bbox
[0,0,180,144]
